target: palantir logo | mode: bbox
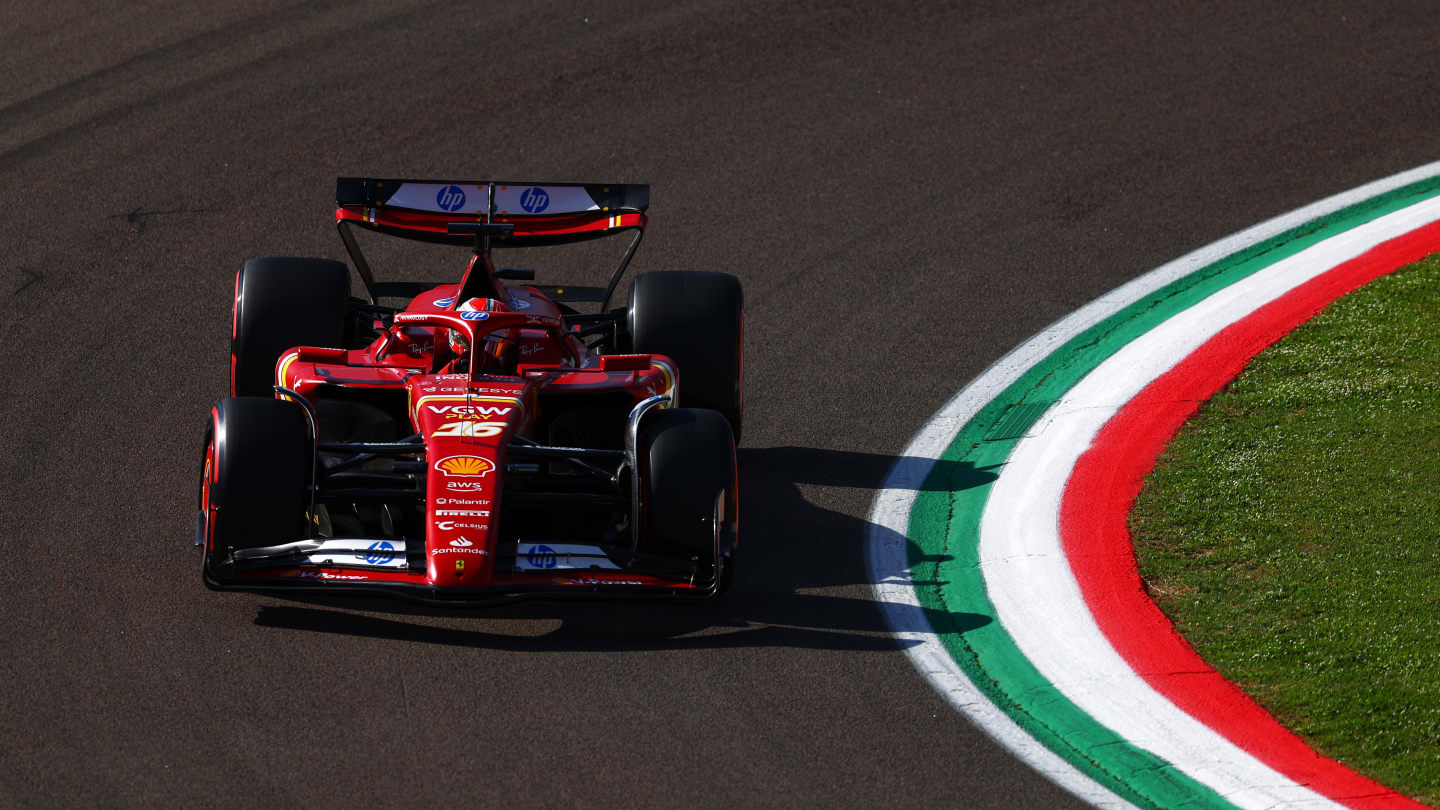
[365,540,395,565]
[519,187,549,213]
[436,185,467,212]
[527,544,557,569]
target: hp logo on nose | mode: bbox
[519,187,550,213]
[365,540,395,565]
[527,544,557,569]
[436,185,467,212]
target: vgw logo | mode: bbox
[436,185,467,212]
[519,187,549,213]
[365,540,395,565]
[526,544,557,569]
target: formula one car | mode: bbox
[195,178,740,605]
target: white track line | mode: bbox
[866,159,1440,807]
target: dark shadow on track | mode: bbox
[253,445,996,651]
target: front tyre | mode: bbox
[231,257,350,396]
[627,271,743,442]
[638,408,738,593]
[199,397,312,578]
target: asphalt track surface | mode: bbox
[2,2,1439,807]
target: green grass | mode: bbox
[1129,252,1440,805]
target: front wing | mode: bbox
[201,537,724,607]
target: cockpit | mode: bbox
[441,297,518,375]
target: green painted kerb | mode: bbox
[906,176,1440,809]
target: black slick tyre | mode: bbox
[201,397,312,569]
[627,271,743,442]
[231,257,350,396]
[638,408,738,593]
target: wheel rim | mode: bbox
[197,434,217,553]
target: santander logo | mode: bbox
[430,535,489,557]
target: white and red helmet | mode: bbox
[451,298,515,371]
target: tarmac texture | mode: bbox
[2,1,1438,806]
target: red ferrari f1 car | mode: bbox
[196,178,741,605]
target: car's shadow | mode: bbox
[254,445,998,652]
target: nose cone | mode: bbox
[412,383,529,587]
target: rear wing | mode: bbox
[334,177,649,305]
[336,178,647,247]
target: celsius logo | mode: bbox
[519,187,549,213]
[365,540,395,565]
[526,544,557,569]
[436,185,467,212]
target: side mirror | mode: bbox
[600,354,653,372]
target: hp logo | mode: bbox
[519,187,550,213]
[436,185,467,212]
[527,544,557,569]
[460,311,489,320]
[365,540,395,565]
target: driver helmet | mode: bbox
[452,297,515,372]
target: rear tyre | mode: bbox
[627,271,743,442]
[200,397,312,572]
[638,408,738,593]
[231,257,350,396]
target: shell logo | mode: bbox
[434,455,494,477]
